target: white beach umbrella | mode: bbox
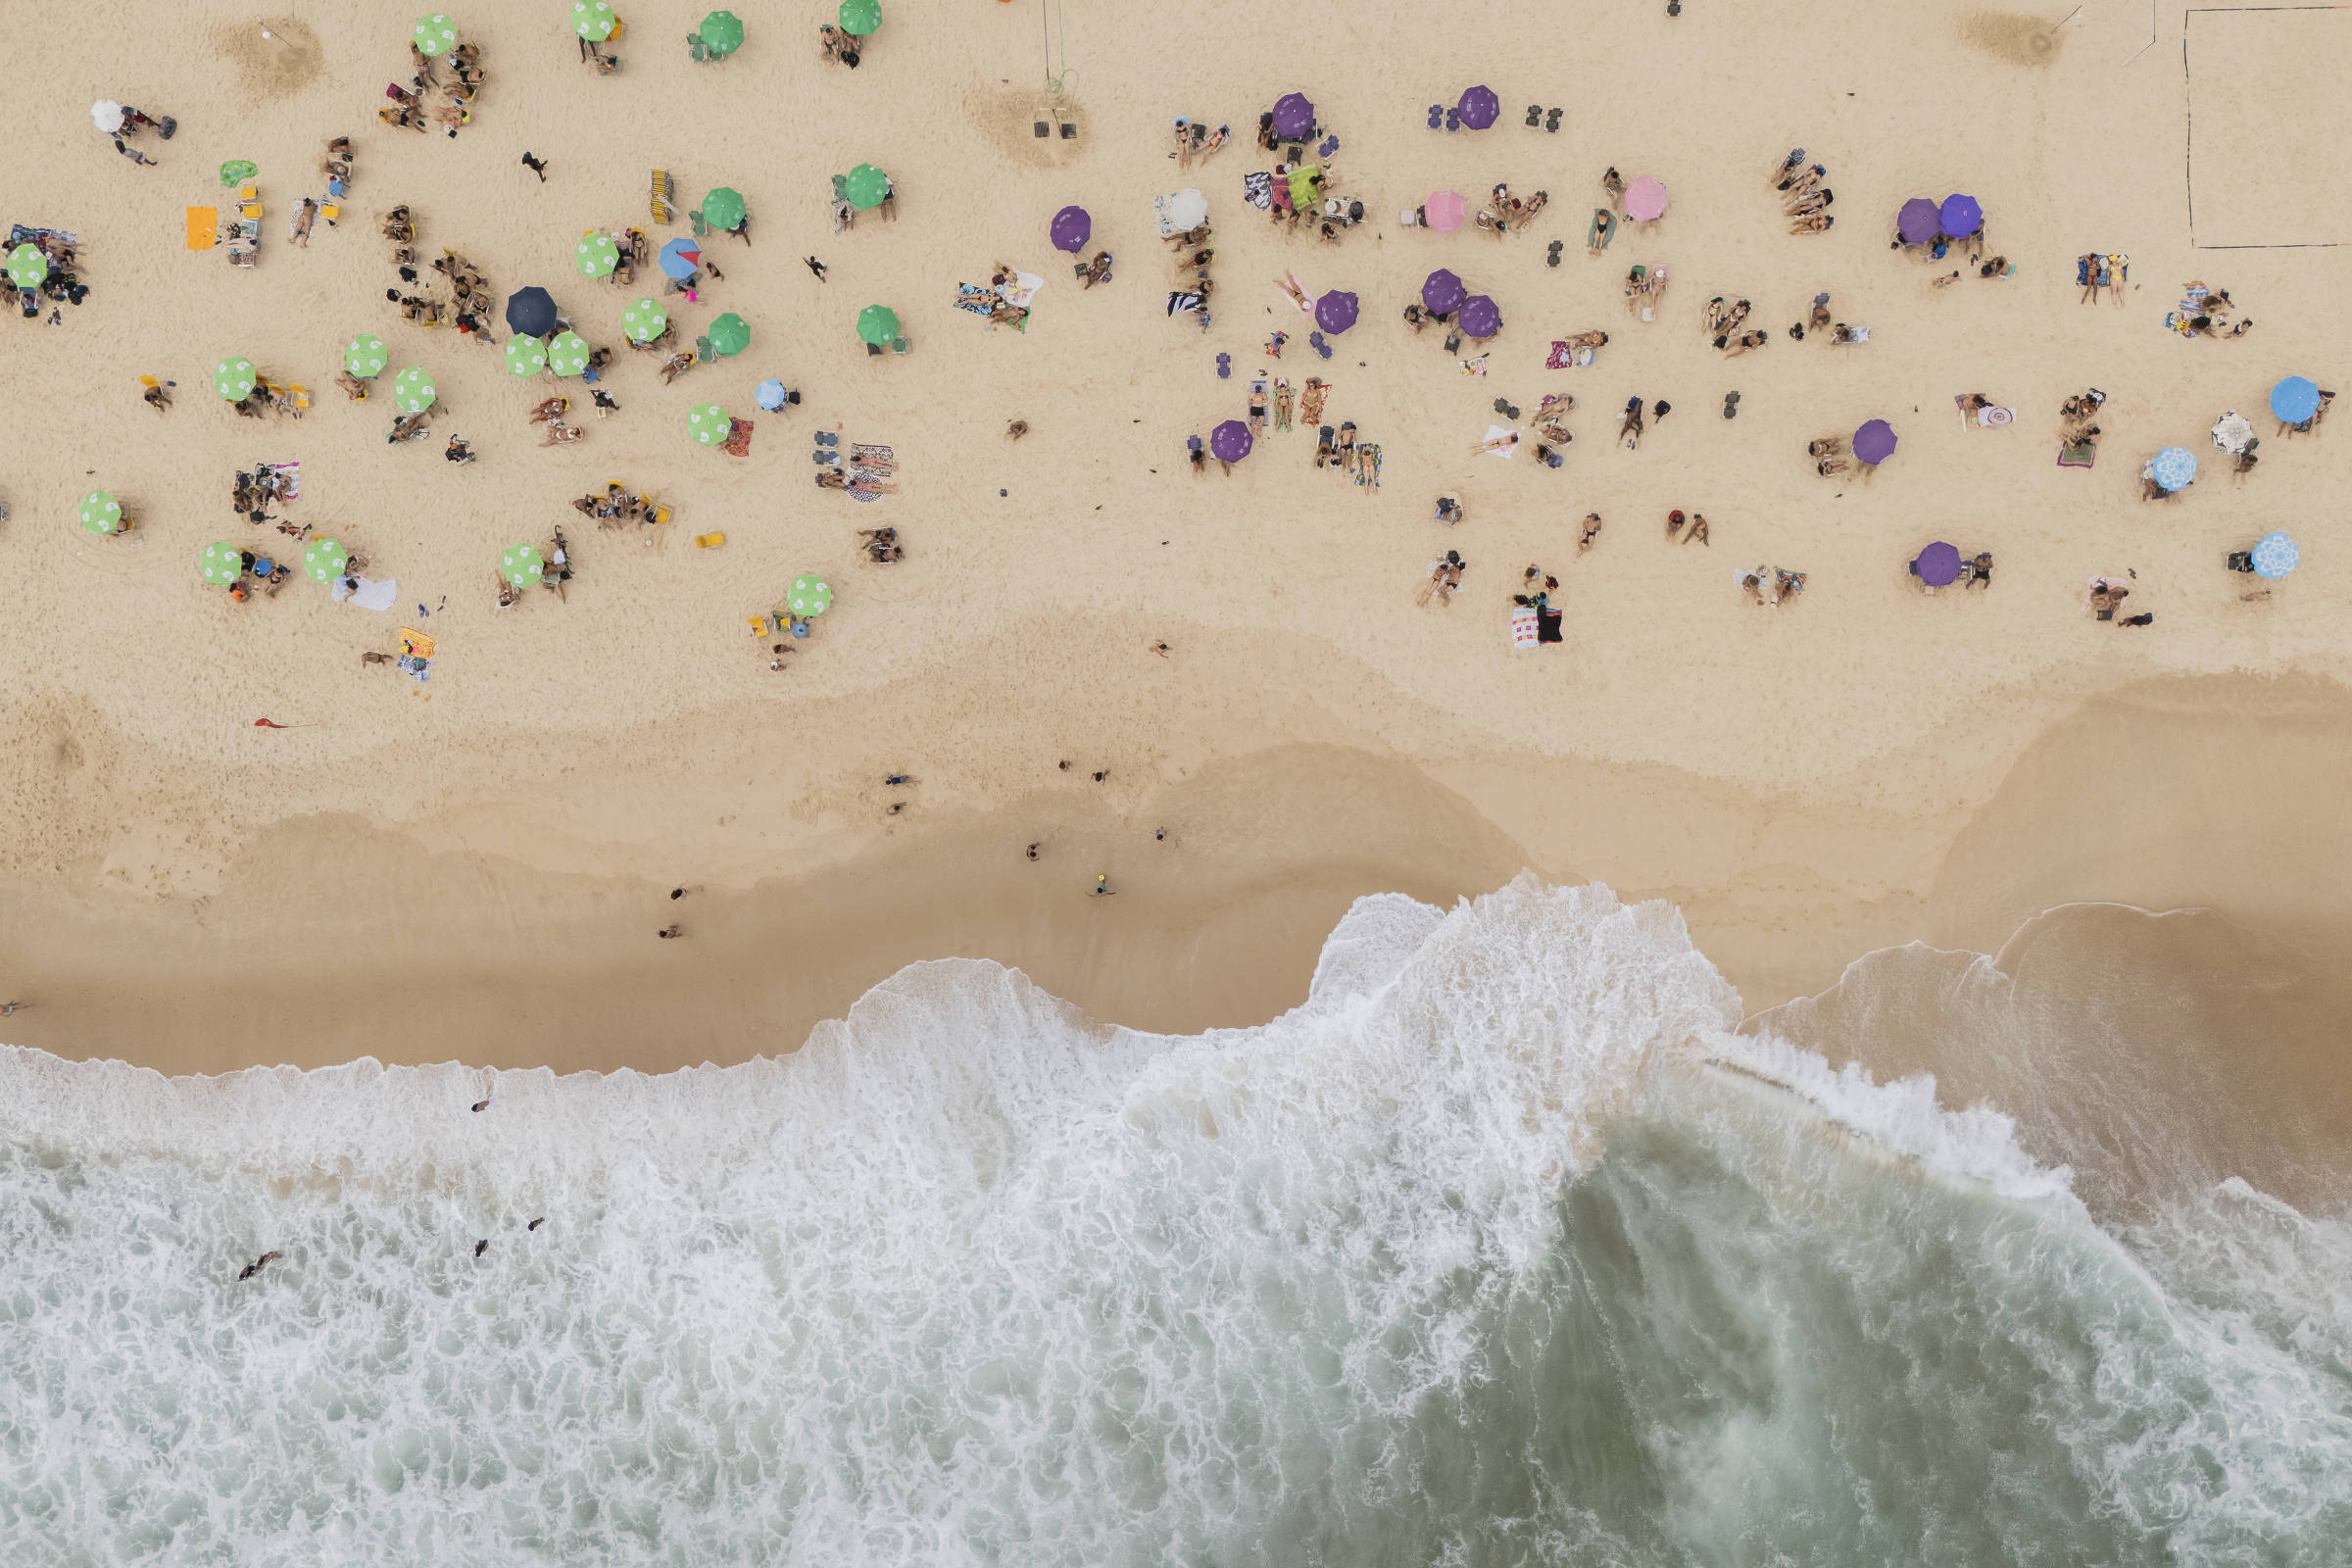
[2211,411,2255,455]
[91,100,125,133]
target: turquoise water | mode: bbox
[3,880,2346,1564]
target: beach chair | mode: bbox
[319,203,340,226]
[184,207,218,250]
[651,170,673,223]
[689,34,710,61]
[892,337,909,355]
[690,207,709,237]
[649,501,672,525]
[694,334,714,364]
[694,532,724,549]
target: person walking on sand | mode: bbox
[658,924,682,939]
[520,151,549,181]
[1093,874,1115,896]
[805,256,827,281]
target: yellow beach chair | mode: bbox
[694,531,724,550]
[651,169,674,224]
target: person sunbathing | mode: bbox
[1578,514,1602,553]
[143,383,171,414]
[540,421,582,446]
[1684,514,1710,547]
[1808,436,1844,457]
[659,353,694,384]
[388,413,430,443]
[380,207,414,241]
[1722,330,1768,357]
[1789,214,1835,233]
[529,397,568,423]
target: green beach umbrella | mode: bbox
[546,330,591,376]
[622,297,667,343]
[304,538,350,584]
[413,14,458,56]
[392,367,436,413]
[199,541,244,586]
[701,186,746,231]
[574,231,619,278]
[856,304,899,346]
[700,10,744,54]
[787,574,832,617]
[345,334,389,377]
[687,403,731,446]
[842,164,890,211]
[6,244,46,289]
[215,357,257,401]
[707,312,750,357]
[505,333,548,377]
[572,0,615,40]
[78,491,122,534]
[501,544,545,588]
[839,0,880,36]
[218,159,257,188]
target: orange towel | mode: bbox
[184,208,218,250]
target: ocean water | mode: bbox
[3,879,2348,1566]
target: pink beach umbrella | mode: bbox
[1425,190,1466,233]
[1624,176,1668,221]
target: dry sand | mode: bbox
[3,0,2348,1075]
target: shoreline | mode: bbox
[7,671,2348,1077]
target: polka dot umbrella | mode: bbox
[687,403,731,446]
[391,367,436,413]
[304,538,349,583]
[501,544,545,588]
[215,357,257,401]
[572,0,615,40]
[574,232,619,278]
[843,164,890,212]
[622,298,666,343]
[6,243,46,289]
[857,304,899,347]
[700,9,744,55]
[838,0,880,36]
[504,334,548,377]
[345,334,388,377]
[199,541,244,586]
[413,14,457,56]
[545,331,591,376]
[787,574,832,617]
[78,491,122,534]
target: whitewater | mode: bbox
[3,878,2347,1565]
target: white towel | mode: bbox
[332,574,399,612]
[1483,422,1521,459]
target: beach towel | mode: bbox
[262,461,300,500]
[1978,406,2015,427]
[955,283,996,319]
[184,207,218,250]
[1512,607,1540,648]
[852,443,895,469]
[1299,381,1329,424]
[1004,270,1044,310]
[1458,355,1489,375]
[1166,290,1203,316]
[1244,171,1273,210]
[1354,443,1380,490]
[1482,423,1521,459]
[1538,609,1563,643]
[1545,341,1586,370]
[332,574,399,612]
[2057,440,2096,468]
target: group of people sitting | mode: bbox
[858,527,903,564]
[2165,280,2253,340]
[1172,117,1231,166]
[1477,181,1548,237]
[382,37,484,135]
[1768,151,1836,233]
[9,225,88,324]
[572,484,656,526]
[1163,223,1215,325]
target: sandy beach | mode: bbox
[5,0,2350,1073]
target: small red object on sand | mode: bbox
[254,717,287,728]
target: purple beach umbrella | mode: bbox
[1050,205,1092,253]
[1421,269,1466,315]
[1457,294,1501,338]
[1938,193,1983,238]
[1210,419,1253,464]
[1896,198,1940,245]
[1456,85,1499,130]
[1315,290,1358,333]
[1914,541,1962,587]
[1853,418,1898,465]
[1271,92,1315,141]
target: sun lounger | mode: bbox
[651,170,673,224]
[690,207,709,237]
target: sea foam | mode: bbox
[3,878,2346,1565]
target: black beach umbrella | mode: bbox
[505,286,558,338]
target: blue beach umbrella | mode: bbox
[659,238,703,279]
[2249,532,2298,579]
[2270,376,2320,424]
[2150,446,2197,492]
